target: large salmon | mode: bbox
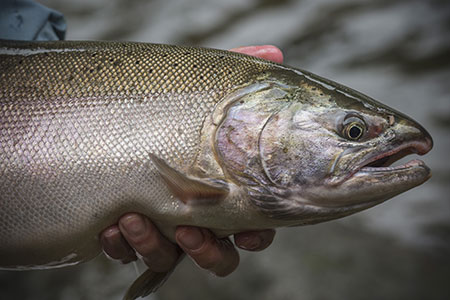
[0,40,432,299]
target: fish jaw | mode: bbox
[294,99,433,213]
[302,159,430,217]
[318,111,433,205]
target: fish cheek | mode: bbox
[259,110,330,188]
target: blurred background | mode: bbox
[1,0,449,299]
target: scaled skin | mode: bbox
[99,45,282,277]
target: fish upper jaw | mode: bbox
[350,116,433,177]
[350,138,432,180]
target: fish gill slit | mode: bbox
[257,107,287,187]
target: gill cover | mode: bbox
[212,78,342,223]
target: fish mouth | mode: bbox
[354,138,432,177]
[306,136,432,211]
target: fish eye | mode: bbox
[342,116,366,141]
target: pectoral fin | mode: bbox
[123,269,170,300]
[123,254,185,300]
[149,153,229,204]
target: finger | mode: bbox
[100,225,137,263]
[234,229,276,252]
[230,45,284,63]
[119,213,180,272]
[175,226,240,277]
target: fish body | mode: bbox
[0,41,432,297]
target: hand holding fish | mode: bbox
[99,45,282,277]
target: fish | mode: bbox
[0,40,433,299]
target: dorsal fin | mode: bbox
[149,153,229,204]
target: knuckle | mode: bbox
[124,219,157,248]
[128,231,152,248]
[134,235,161,257]
[196,247,223,270]
[199,247,236,274]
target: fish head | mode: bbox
[216,70,433,224]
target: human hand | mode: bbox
[100,45,283,276]
[229,45,283,63]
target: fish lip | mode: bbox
[358,158,429,174]
[350,139,432,178]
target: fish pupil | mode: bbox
[349,125,362,139]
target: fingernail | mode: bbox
[102,227,119,240]
[238,236,262,251]
[120,215,146,237]
[177,227,205,250]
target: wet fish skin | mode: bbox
[0,40,432,298]
[0,40,274,269]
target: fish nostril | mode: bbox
[388,115,395,126]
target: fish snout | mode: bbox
[395,115,433,155]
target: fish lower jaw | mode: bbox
[352,158,431,186]
[314,159,431,210]
[359,158,426,173]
